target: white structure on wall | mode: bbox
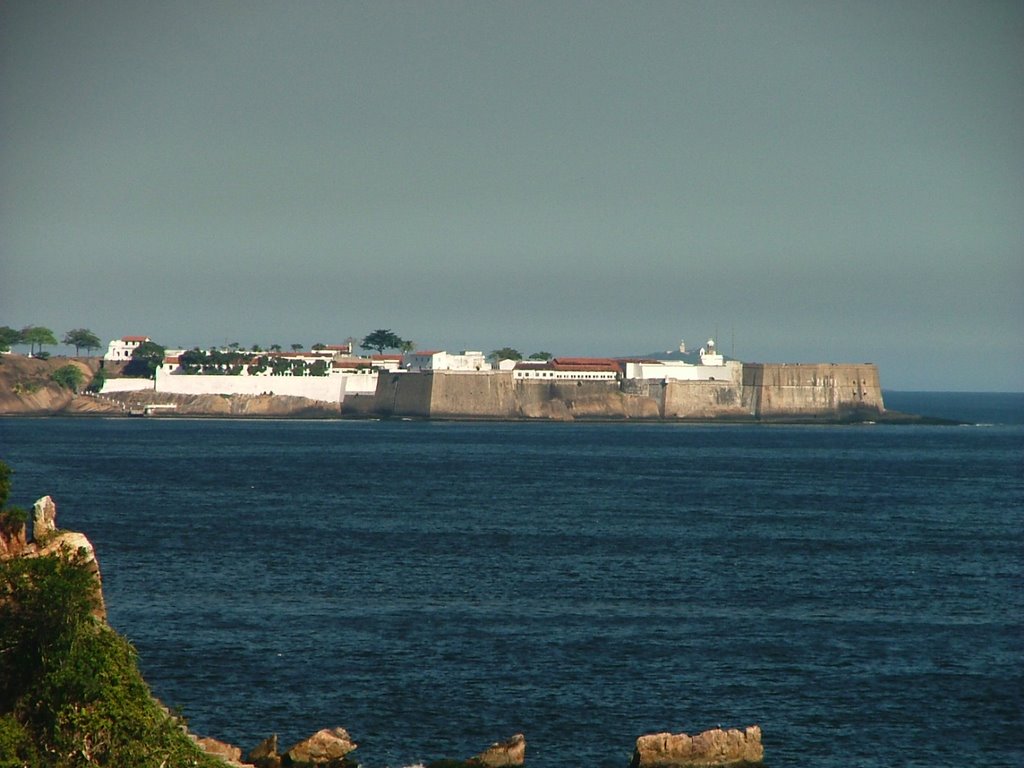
[105,336,150,361]
[699,338,724,366]
[512,358,619,381]
[404,350,490,372]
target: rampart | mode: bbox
[743,363,884,420]
[373,363,885,422]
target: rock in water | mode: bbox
[195,736,242,763]
[285,727,358,766]
[473,734,527,767]
[247,734,281,768]
[630,726,764,768]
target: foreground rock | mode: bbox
[474,733,526,767]
[247,728,358,768]
[426,733,526,768]
[286,727,358,766]
[630,726,764,768]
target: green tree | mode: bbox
[489,347,522,362]
[0,326,21,353]
[20,326,57,357]
[50,365,86,392]
[290,343,303,352]
[86,366,106,393]
[124,341,165,379]
[529,351,553,361]
[399,339,416,353]
[62,328,101,356]
[360,329,406,354]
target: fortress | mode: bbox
[86,336,888,422]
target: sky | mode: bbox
[1,1,1021,391]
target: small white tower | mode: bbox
[699,338,724,366]
[678,339,686,354]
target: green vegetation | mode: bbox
[489,347,522,362]
[360,329,409,355]
[124,341,166,379]
[20,326,58,357]
[50,365,86,393]
[0,463,10,508]
[61,329,101,357]
[85,367,106,394]
[529,351,553,361]
[0,327,20,354]
[0,461,225,767]
[179,348,330,377]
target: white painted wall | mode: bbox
[154,368,345,402]
[623,360,742,382]
[100,378,155,393]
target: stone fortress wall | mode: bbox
[371,363,886,421]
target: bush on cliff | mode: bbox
[0,547,225,767]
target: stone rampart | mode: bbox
[369,365,885,422]
[743,363,884,419]
[663,379,751,419]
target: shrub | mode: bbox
[0,546,224,767]
[85,367,106,393]
[50,365,85,392]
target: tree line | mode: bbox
[0,326,101,358]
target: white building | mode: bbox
[105,336,150,361]
[621,340,738,382]
[512,358,619,381]
[404,350,491,372]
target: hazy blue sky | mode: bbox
[2,1,1021,390]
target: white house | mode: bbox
[512,358,619,381]
[105,336,150,361]
[404,350,491,372]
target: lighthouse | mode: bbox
[699,338,724,366]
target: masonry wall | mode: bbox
[154,369,345,403]
[662,379,751,419]
[743,363,884,419]
[374,372,433,417]
[369,364,886,421]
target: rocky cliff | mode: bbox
[0,355,100,415]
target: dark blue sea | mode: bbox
[1,392,1022,768]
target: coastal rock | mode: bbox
[285,727,357,766]
[248,734,282,768]
[630,726,764,768]
[196,735,243,763]
[32,495,57,540]
[473,733,526,767]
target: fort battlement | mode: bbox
[369,363,886,422]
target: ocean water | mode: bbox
[1,392,1021,768]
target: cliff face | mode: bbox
[0,355,100,415]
